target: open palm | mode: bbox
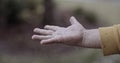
[32,16,85,46]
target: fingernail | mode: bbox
[32,35,35,39]
[44,25,49,28]
[32,35,37,39]
[71,16,74,19]
[70,16,74,21]
[33,28,39,32]
[40,41,44,45]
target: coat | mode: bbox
[99,25,120,56]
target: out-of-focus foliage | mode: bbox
[73,8,84,16]
[0,0,52,53]
[0,0,25,27]
[0,0,44,28]
[73,8,97,24]
[20,0,44,25]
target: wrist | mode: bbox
[80,29,101,48]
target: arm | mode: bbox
[32,16,120,56]
[81,29,101,48]
[32,16,101,48]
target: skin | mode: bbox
[32,16,101,48]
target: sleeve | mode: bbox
[99,25,120,56]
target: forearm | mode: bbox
[80,29,101,48]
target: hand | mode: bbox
[32,16,85,46]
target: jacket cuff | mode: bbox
[99,26,120,56]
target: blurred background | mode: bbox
[0,0,120,63]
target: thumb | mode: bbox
[70,16,80,25]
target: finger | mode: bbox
[40,37,61,45]
[70,16,80,25]
[44,25,60,31]
[32,35,52,40]
[34,28,54,35]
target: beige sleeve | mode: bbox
[99,25,120,56]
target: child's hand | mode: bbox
[32,16,85,46]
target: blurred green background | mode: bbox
[0,0,120,63]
